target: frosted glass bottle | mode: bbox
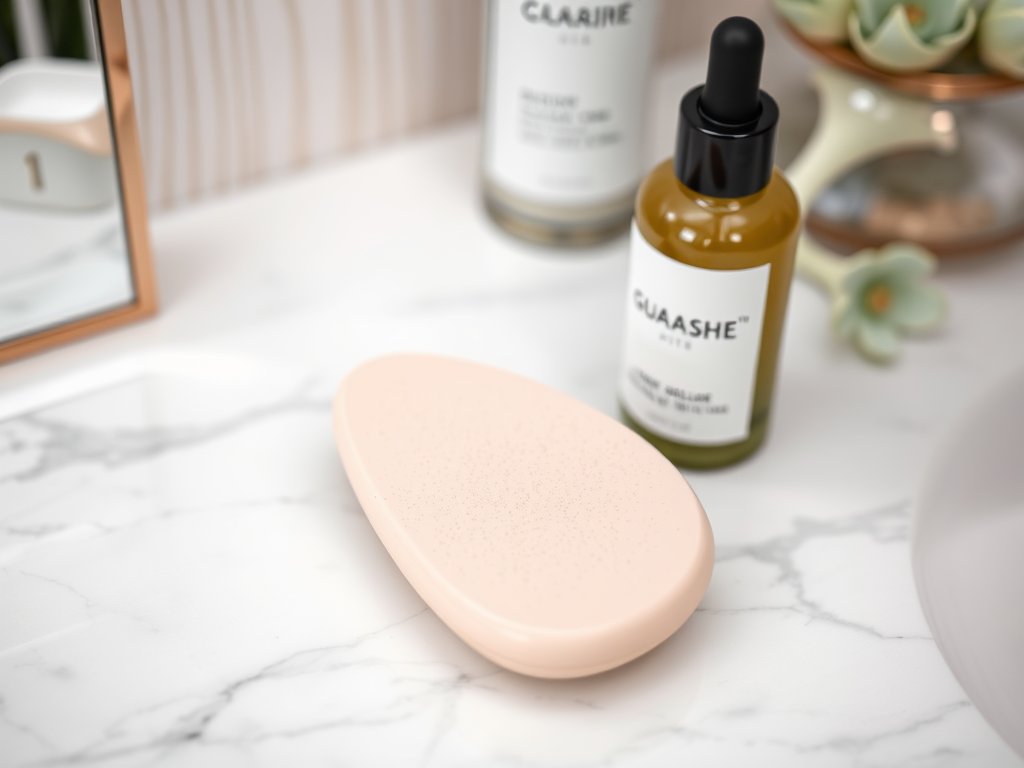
[481,1,658,246]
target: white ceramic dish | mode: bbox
[914,369,1024,759]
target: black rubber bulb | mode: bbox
[700,17,764,128]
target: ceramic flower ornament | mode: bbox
[849,0,977,72]
[800,239,946,362]
[979,0,1024,78]
[774,0,854,42]
[785,68,952,363]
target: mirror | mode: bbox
[0,0,156,364]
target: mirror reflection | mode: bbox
[0,0,134,344]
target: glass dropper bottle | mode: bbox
[618,17,801,468]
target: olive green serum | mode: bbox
[618,17,800,469]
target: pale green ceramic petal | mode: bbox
[841,259,886,296]
[776,0,854,41]
[884,260,932,287]
[878,243,937,279]
[856,318,901,361]
[912,0,973,41]
[890,284,946,330]
[855,0,891,34]
[849,5,976,72]
[855,0,971,39]
[930,5,979,45]
[840,243,936,307]
[980,0,1024,78]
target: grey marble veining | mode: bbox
[3,55,1024,765]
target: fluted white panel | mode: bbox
[119,0,764,212]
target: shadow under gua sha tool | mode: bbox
[332,354,714,679]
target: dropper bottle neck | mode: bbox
[673,17,779,199]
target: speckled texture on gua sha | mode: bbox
[332,354,714,679]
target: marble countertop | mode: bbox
[4,61,1024,767]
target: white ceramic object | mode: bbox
[785,65,959,332]
[0,58,115,210]
[786,66,957,212]
[914,369,1024,759]
[333,354,715,679]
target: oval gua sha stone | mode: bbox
[332,354,714,678]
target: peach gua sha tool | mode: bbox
[332,354,714,679]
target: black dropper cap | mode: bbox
[674,17,779,199]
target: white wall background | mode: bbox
[120,0,764,212]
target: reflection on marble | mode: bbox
[0,215,134,343]
[3,49,1024,765]
[0,356,1019,766]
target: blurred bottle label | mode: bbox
[482,0,657,206]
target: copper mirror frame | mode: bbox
[0,0,157,365]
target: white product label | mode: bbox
[482,0,657,206]
[619,222,770,446]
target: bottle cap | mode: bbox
[674,17,779,199]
